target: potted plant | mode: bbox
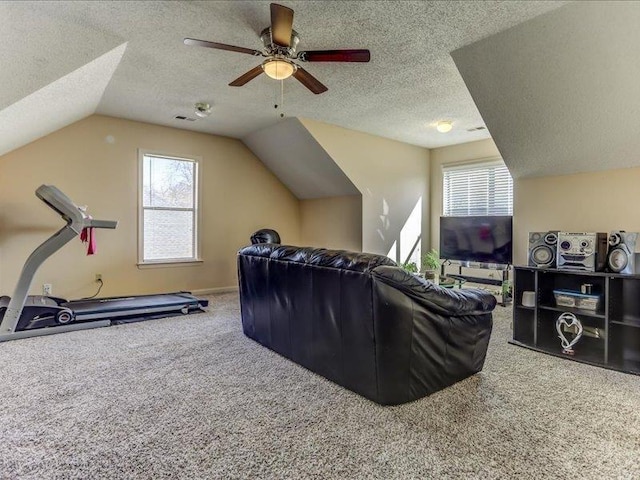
[421,249,440,282]
[400,261,418,274]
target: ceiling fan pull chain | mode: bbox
[280,79,285,118]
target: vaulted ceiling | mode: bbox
[244,118,359,199]
[453,1,640,178]
[0,0,564,157]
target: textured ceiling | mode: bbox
[0,44,127,157]
[0,0,564,155]
[452,1,640,178]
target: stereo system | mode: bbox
[607,231,640,274]
[528,231,558,268]
[527,230,639,273]
[556,232,608,272]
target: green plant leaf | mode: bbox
[401,261,418,273]
[421,248,440,270]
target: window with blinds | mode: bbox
[442,160,513,216]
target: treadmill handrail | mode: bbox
[90,219,118,229]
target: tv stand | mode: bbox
[512,266,640,375]
[442,261,512,306]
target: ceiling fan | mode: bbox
[184,3,370,94]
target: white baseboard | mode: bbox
[191,286,238,295]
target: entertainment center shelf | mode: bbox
[441,262,512,306]
[512,266,640,375]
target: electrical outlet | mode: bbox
[43,283,52,296]
[95,273,102,282]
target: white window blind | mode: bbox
[443,161,513,216]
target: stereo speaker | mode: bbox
[557,232,608,272]
[528,231,558,268]
[607,231,639,274]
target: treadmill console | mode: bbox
[35,185,117,230]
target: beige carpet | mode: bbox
[1,292,639,479]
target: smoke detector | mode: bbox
[194,102,212,118]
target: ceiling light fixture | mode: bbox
[436,120,453,133]
[194,102,212,118]
[262,58,296,80]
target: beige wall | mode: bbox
[300,118,429,264]
[514,166,640,264]
[0,115,300,298]
[430,138,640,268]
[429,138,501,250]
[300,195,362,251]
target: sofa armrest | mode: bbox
[371,265,497,316]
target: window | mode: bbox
[442,160,513,216]
[139,151,199,264]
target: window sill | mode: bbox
[137,259,203,269]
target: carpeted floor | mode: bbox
[1,292,639,479]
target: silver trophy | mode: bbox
[556,312,583,355]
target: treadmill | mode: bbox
[0,185,208,342]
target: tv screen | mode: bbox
[440,216,513,264]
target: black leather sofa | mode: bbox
[237,244,496,405]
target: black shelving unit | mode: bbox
[511,266,640,375]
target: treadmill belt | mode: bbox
[63,292,207,320]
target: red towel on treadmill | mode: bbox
[80,227,96,255]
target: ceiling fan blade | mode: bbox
[270,3,294,47]
[229,65,264,86]
[298,49,371,62]
[184,38,262,56]
[293,66,328,94]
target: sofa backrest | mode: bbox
[238,244,397,273]
[238,244,396,400]
[237,244,496,404]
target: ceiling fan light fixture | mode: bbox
[436,120,453,133]
[262,58,296,80]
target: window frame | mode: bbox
[441,157,513,217]
[137,149,202,267]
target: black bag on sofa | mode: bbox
[237,244,496,405]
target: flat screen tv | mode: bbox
[440,215,513,265]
